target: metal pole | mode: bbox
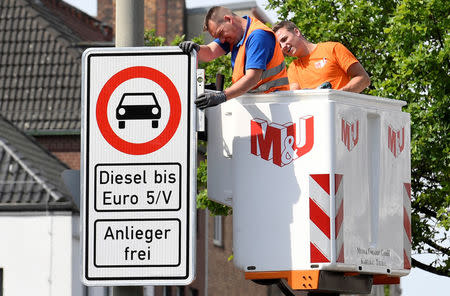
[113,1,144,295]
[115,0,144,47]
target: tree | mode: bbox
[267,0,449,276]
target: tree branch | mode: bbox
[423,238,450,256]
[413,204,437,218]
[412,258,450,277]
[430,14,445,49]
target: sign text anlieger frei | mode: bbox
[81,47,197,286]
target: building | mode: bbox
[0,114,77,295]
[0,0,111,294]
[0,0,277,295]
[96,0,185,44]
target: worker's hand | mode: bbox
[179,41,200,54]
[316,81,332,89]
[195,90,227,110]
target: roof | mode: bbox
[0,114,77,211]
[0,0,113,135]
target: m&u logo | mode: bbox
[341,119,359,151]
[388,125,405,157]
[250,116,314,167]
[315,57,327,69]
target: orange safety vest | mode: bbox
[231,17,289,93]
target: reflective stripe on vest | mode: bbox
[231,17,289,93]
[248,77,290,93]
[260,61,286,80]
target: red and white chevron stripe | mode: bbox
[309,174,331,263]
[403,183,412,269]
[335,174,344,263]
[309,174,345,264]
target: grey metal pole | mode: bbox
[113,1,144,295]
[115,0,144,47]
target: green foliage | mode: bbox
[170,35,185,46]
[144,29,186,46]
[200,55,233,89]
[144,29,166,46]
[196,158,232,216]
[268,0,449,276]
[192,36,233,88]
[183,37,233,216]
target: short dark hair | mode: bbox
[203,6,235,32]
[273,20,299,33]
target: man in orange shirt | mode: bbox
[273,21,370,93]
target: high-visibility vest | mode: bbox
[231,17,289,93]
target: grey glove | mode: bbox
[316,81,332,89]
[195,90,227,110]
[179,41,200,54]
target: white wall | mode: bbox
[0,213,72,296]
[72,215,85,296]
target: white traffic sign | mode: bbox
[81,47,197,286]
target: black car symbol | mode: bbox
[116,92,161,129]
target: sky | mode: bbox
[401,253,449,295]
[65,0,449,294]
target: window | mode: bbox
[213,215,223,247]
[176,286,185,296]
[163,286,172,296]
[189,287,198,296]
[104,286,112,296]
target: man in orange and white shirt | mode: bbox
[273,21,370,93]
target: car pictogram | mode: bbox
[116,92,161,129]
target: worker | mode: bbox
[272,21,370,93]
[179,6,289,109]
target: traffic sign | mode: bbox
[81,47,197,286]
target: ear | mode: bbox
[223,15,232,23]
[293,28,302,37]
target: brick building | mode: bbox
[97,0,184,44]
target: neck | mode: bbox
[234,16,248,41]
[297,39,317,58]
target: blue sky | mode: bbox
[65,0,449,294]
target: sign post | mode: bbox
[81,47,197,286]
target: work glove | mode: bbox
[316,81,332,89]
[195,90,227,110]
[179,41,200,54]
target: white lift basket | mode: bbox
[206,90,411,290]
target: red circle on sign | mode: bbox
[96,66,181,155]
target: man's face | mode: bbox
[208,17,241,46]
[275,27,302,57]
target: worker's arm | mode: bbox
[339,62,371,93]
[222,30,273,98]
[179,41,226,62]
[197,42,227,62]
[224,69,263,99]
